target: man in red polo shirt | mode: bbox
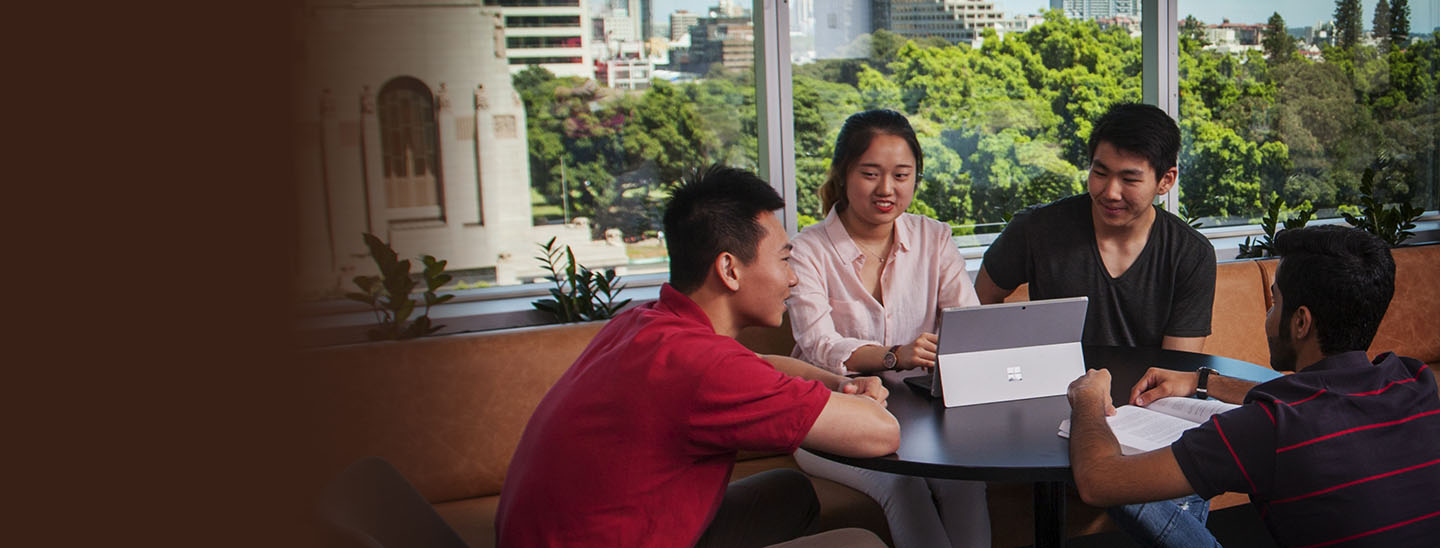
[496,165,900,547]
[1067,225,1440,546]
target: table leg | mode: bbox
[1033,481,1066,548]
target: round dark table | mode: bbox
[810,345,1281,548]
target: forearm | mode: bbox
[1069,395,1124,479]
[763,354,847,390]
[1161,336,1206,353]
[1208,373,1259,405]
[1069,395,1194,507]
[842,344,888,374]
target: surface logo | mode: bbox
[1006,366,1023,382]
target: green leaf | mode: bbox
[395,299,415,325]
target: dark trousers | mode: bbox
[695,469,820,548]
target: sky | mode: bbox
[648,0,1439,34]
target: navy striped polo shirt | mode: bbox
[1173,351,1440,547]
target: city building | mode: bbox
[297,2,534,293]
[1094,15,1140,35]
[1051,0,1140,21]
[812,0,871,59]
[791,0,815,35]
[598,0,650,41]
[296,0,622,295]
[885,0,1006,46]
[488,0,594,78]
[669,10,699,41]
[685,15,755,72]
[1000,12,1047,35]
[1203,20,1264,54]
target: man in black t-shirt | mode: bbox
[978,103,1219,546]
[1067,226,1440,546]
[976,103,1215,351]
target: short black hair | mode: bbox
[1272,225,1395,354]
[663,165,785,293]
[1087,102,1180,179]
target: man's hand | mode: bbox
[897,333,939,370]
[1129,367,1199,407]
[841,376,889,407]
[1067,369,1117,416]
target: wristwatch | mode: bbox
[883,345,901,370]
[1195,367,1216,399]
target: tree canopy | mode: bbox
[513,12,1438,237]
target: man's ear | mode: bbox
[1156,167,1178,196]
[1290,305,1314,341]
[714,252,741,292]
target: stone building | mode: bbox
[294,1,540,294]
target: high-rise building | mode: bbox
[670,10,700,42]
[813,0,871,59]
[884,0,1005,45]
[487,0,594,78]
[791,0,815,35]
[686,16,755,72]
[1054,0,1140,21]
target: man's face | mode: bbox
[1087,141,1176,231]
[1265,267,1299,372]
[734,211,798,329]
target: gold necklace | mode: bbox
[853,238,892,265]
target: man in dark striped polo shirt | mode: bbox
[1066,225,1440,546]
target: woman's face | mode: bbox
[842,134,916,228]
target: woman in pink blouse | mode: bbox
[787,110,988,548]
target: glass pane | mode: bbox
[791,4,1143,246]
[1177,1,1439,232]
[520,2,762,279]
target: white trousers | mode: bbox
[794,448,991,548]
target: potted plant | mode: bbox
[346,233,454,340]
[532,237,631,323]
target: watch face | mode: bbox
[883,352,897,369]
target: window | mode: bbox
[505,15,581,28]
[377,77,442,214]
[296,0,1436,328]
[1177,1,1439,231]
[794,4,1141,246]
[507,36,584,49]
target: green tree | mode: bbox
[1334,0,1363,49]
[1180,15,1208,55]
[1389,0,1411,46]
[1264,12,1297,64]
[1373,0,1392,50]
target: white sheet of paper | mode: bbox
[1057,397,1241,456]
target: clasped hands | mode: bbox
[841,376,889,407]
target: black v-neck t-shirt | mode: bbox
[982,194,1215,347]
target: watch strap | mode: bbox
[1195,367,1214,399]
[884,345,901,370]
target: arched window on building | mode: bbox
[377,77,443,214]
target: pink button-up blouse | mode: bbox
[787,209,980,375]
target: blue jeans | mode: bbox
[1107,494,1221,548]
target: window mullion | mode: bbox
[755,0,798,235]
[1143,0,1180,214]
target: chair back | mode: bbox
[319,456,469,548]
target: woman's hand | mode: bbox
[896,333,939,370]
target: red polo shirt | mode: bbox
[496,284,831,547]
